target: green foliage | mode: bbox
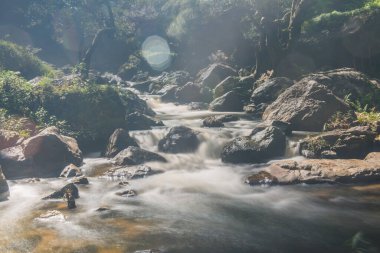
[0,41,53,79]
[0,70,149,149]
[303,1,380,34]
[356,111,380,125]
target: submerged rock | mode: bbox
[113,147,167,166]
[0,127,83,179]
[107,165,161,180]
[105,129,139,158]
[158,126,200,153]
[116,189,137,198]
[0,167,9,201]
[42,183,79,206]
[299,126,376,159]
[72,176,89,185]
[263,80,353,131]
[245,171,279,186]
[222,126,286,164]
[252,152,380,185]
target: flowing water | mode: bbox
[1,96,380,253]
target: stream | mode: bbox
[0,96,380,253]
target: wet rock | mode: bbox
[222,126,286,164]
[0,127,83,179]
[251,77,294,105]
[245,171,279,186]
[0,130,22,150]
[109,165,161,180]
[42,183,79,200]
[321,150,338,159]
[196,63,237,89]
[263,80,353,131]
[256,120,292,136]
[134,249,161,253]
[299,126,376,159]
[125,112,164,131]
[0,167,9,201]
[60,164,82,178]
[96,207,111,212]
[105,129,139,158]
[202,115,239,128]
[113,147,167,166]
[72,176,89,185]
[209,91,247,112]
[158,126,200,153]
[243,103,268,117]
[131,80,152,93]
[203,116,224,128]
[116,189,137,197]
[119,181,130,186]
[160,85,178,102]
[260,152,380,184]
[175,82,212,103]
[65,190,76,209]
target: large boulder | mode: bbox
[175,82,212,103]
[0,167,9,201]
[221,126,286,164]
[0,127,83,179]
[298,68,380,109]
[113,147,167,166]
[0,130,21,150]
[251,77,294,105]
[125,112,164,131]
[105,129,139,158]
[209,91,247,112]
[299,126,376,159]
[247,152,380,185]
[196,63,237,89]
[262,80,353,131]
[158,126,200,153]
[213,76,254,99]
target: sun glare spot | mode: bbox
[142,35,172,71]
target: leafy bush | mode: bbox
[0,40,53,79]
[0,71,152,150]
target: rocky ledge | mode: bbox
[246,152,380,185]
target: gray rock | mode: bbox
[209,91,247,112]
[254,152,380,185]
[105,129,139,158]
[299,126,376,159]
[196,63,237,89]
[113,147,167,166]
[0,127,83,179]
[158,126,200,154]
[263,80,353,131]
[222,126,286,164]
[251,77,294,105]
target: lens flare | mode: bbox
[142,35,172,71]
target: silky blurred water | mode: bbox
[0,97,379,253]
